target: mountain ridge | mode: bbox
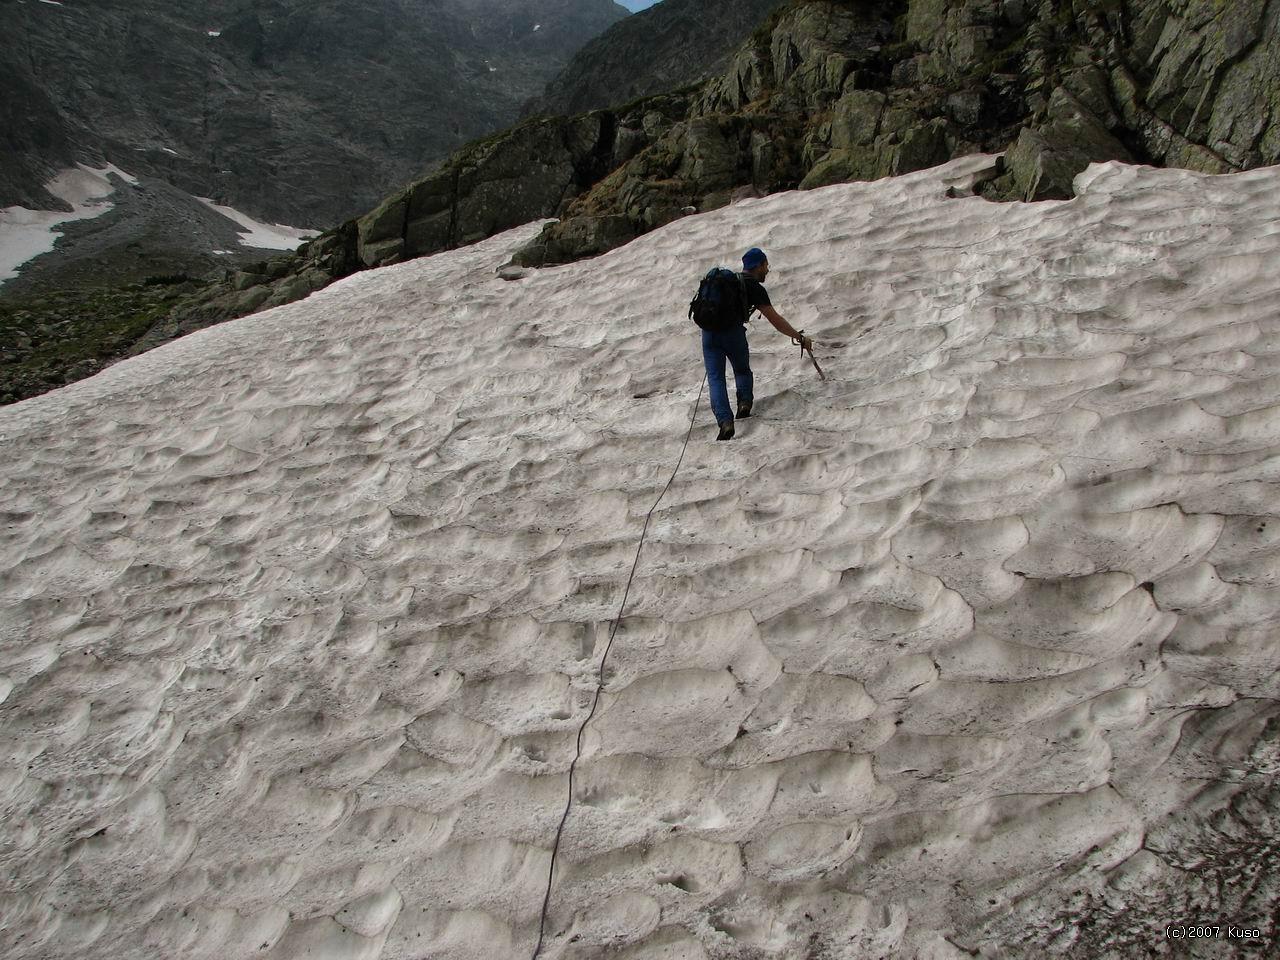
[522,0,787,118]
[0,0,628,228]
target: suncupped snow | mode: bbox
[1,155,1279,958]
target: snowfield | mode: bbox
[1,155,1279,958]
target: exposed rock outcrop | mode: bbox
[523,0,787,117]
[516,0,1279,264]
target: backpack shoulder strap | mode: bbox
[736,272,754,320]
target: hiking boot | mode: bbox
[736,400,753,419]
[716,420,736,441]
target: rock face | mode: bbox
[358,96,698,268]
[4,156,1280,957]
[511,0,1279,264]
[523,0,787,117]
[0,0,627,228]
[516,0,904,265]
[903,0,1280,200]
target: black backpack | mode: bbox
[689,268,749,331]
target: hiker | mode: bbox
[700,247,813,441]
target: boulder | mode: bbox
[456,162,572,244]
[1002,87,1133,201]
[751,131,779,184]
[831,90,888,149]
[612,125,649,167]
[406,174,456,222]
[511,214,635,267]
[262,267,330,308]
[231,286,273,314]
[906,0,951,49]
[357,195,408,267]
[891,118,952,174]
[1060,66,1122,130]
[359,237,406,270]
[999,127,1074,201]
[678,118,743,188]
[799,146,881,189]
[946,89,986,127]
[356,115,611,265]
[944,24,995,73]
[700,45,773,113]
[766,0,890,107]
[230,270,267,292]
[404,212,454,257]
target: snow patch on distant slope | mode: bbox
[0,163,138,285]
[194,197,319,251]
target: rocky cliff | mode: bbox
[522,0,786,117]
[514,0,1279,265]
[0,0,627,228]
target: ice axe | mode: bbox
[792,330,826,380]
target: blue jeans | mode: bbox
[701,325,753,424]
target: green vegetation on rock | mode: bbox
[0,278,206,405]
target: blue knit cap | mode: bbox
[742,247,768,269]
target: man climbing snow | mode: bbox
[702,247,813,441]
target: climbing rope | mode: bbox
[531,373,707,959]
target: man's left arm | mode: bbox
[758,305,813,350]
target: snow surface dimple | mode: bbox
[1,156,1280,957]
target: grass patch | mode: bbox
[0,279,207,405]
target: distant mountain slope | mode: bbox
[523,0,785,117]
[0,0,627,228]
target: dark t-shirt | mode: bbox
[742,275,771,319]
